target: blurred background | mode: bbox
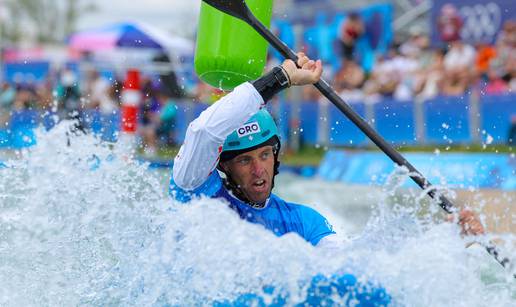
[1,3,516,304]
[0,0,514,161]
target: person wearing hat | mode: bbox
[170,53,336,246]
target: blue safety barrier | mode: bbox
[424,95,471,144]
[276,101,291,145]
[299,102,319,146]
[0,129,10,148]
[174,101,193,144]
[374,98,416,145]
[9,109,39,148]
[69,110,121,142]
[0,94,514,149]
[317,150,351,181]
[329,102,367,146]
[480,94,515,143]
[3,61,50,83]
[318,150,516,190]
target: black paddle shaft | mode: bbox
[247,11,456,212]
[201,0,514,275]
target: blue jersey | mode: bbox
[170,171,335,246]
[170,83,335,246]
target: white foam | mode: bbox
[0,122,514,306]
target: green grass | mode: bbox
[152,144,514,166]
[280,146,326,166]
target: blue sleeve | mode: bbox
[169,170,222,203]
[298,205,336,246]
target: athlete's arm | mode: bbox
[172,82,264,190]
[173,52,323,191]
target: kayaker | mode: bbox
[169,52,485,247]
[170,52,336,246]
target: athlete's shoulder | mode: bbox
[269,194,324,218]
[270,194,335,244]
[169,171,223,202]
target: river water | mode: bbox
[0,123,514,306]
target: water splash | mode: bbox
[277,169,516,305]
[0,122,514,306]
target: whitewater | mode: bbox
[0,122,514,306]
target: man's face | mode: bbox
[220,145,275,203]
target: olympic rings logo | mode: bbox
[459,2,502,41]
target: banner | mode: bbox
[271,4,393,73]
[318,150,516,190]
[431,0,515,45]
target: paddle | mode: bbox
[201,0,514,276]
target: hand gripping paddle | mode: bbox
[201,0,515,277]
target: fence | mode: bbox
[1,93,515,149]
[290,93,515,147]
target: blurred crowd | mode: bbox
[1,12,515,152]
[0,61,185,155]
[303,17,516,103]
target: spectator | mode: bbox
[363,45,413,99]
[0,82,16,127]
[363,54,394,99]
[475,43,497,77]
[13,84,37,111]
[509,115,516,145]
[491,21,515,84]
[443,41,476,73]
[496,20,516,52]
[507,58,516,93]
[333,59,365,102]
[87,70,118,116]
[57,68,81,112]
[139,78,161,156]
[485,67,508,95]
[498,21,516,93]
[35,80,55,112]
[406,33,441,99]
[437,4,463,44]
[399,28,430,60]
[155,90,177,147]
[338,12,364,61]
[393,42,420,101]
[86,71,121,140]
[442,40,476,95]
[56,67,84,132]
[153,52,184,99]
[416,48,446,100]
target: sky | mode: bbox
[77,0,201,38]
